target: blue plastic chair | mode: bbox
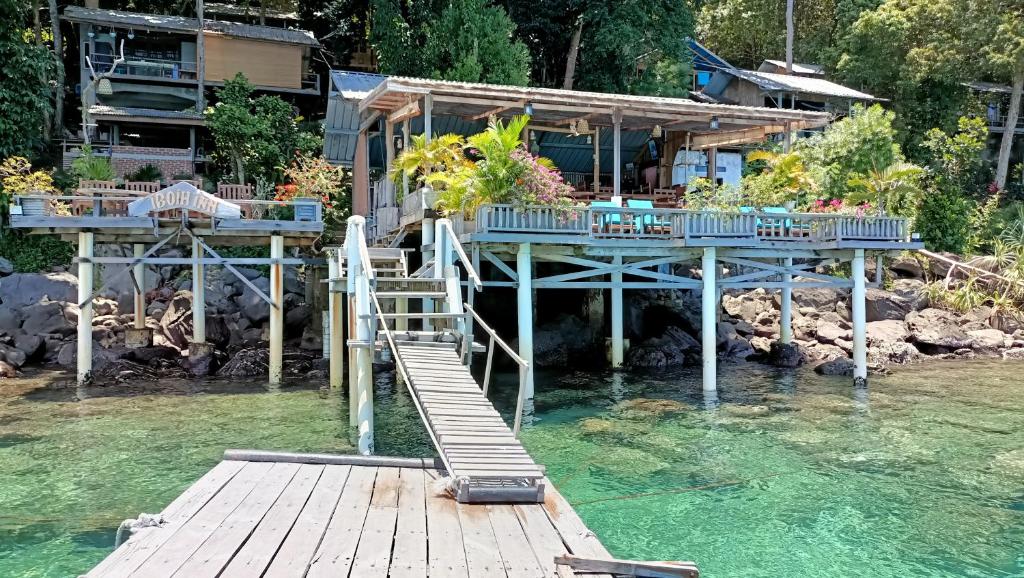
[626,199,669,233]
[590,201,623,233]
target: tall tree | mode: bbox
[0,0,52,158]
[984,3,1023,190]
[48,0,63,139]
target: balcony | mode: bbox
[989,112,1024,134]
[93,53,198,82]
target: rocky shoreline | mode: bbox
[0,252,1021,384]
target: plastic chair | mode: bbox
[590,201,622,233]
[626,199,670,233]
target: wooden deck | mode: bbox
[394,342,545,503]
[85,452,613,578]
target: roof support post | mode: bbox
[384,118,395,208]
[424,94,433,143]
[612,110,622,203]
[402,119,411,202]
[421,217,435,332]
[517,243,534,399]
[702,247,717,392]
[353,125,369,217]
[269,235,284,385]
[592,126,601,194]
[852,249,868,385]
[780,256,793,343]
[77,232,94,385]
[329,249,344,389]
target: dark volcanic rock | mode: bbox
[767,341,805,367]
[0,272,77,307]
[814,358,855,376]
[905,308,972,352]
[217,348,268,377]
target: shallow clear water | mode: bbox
[1,361,1022,577]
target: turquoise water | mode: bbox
[1,361,1023,577]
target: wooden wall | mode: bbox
[203,35,302,89]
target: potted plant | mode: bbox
[279,153,349,222]
[1,157,60,216]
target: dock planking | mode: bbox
[85,452,617,577]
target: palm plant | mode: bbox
[846,161,924,216]
[390,133,469,190]
[466,114,531,205]
[745,150,816,206]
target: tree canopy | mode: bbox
[0,0,53,159]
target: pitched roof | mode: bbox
[89,105,206,125]
[759,60,825,76]
[725,69,879,101]
[63,6,319,47]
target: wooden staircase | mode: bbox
[346,217,542,503]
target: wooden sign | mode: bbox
[128,182,242,219]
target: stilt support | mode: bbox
[852,249,868,385]
[349,216,374,454]
[610,255,624,368]
[191,236,205,344]
[77,232,94,385]
[133,244,145,329]
[702,247,717,392]
[517,243,534,399]
[780,256,793,343]
[328,250,344,389]
[268,235,284,385]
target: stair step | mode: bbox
[375,291,446,299]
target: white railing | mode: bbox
[476,204,912,244]
[400,186,440,218]
[464,303,529,437]
[10,194,323,223]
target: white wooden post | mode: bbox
[852,249,868,384]
[133,243,145,329]
[328,250,344,389]
[350,217,374,454]
[421,217,435,331]
[610,254,624,367]
[612,110,622,203]
[347,234,359,427]
[191,236,205,344]
[268,235,284,385]
[517,243,534,398]
[77,232,94,385]
[702,247,717,392]
[384,119,395,207]
[780,256,793,343]
[592,126,601,194]
[423,94,433,143]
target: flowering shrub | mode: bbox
[807,197,872,217]
[507,148,575,210]
[277,153,349,213]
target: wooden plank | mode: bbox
[389,469,428,578]
[513,505,572,578]
[456,502,507,577]
[554,555,699,578]
[87,460,246,577]
[424,469,469,577]
[263,464,351,577]
[439,436,520,445]
[488,504,546,578]
[171,462,301,577]
[541,478,612,559]
[219,464,325,578]
[123,461,276,577]
[305,466,378,577]
[349,471,401,578]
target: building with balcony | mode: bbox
[62,6,321,179]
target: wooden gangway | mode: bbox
[84,451,624,578]
[393,340,544,503]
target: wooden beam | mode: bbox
[388,100,421,124]
[466,104,517,121]
[554,555,699,578]
[689,127,768,150]
[550,112,598,127]
[526,124,594,135]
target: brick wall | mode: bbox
[110,146,194,180]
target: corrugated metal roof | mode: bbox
[759,60,825,76]
[63,6,319,47]
[330,71,386,99]
[964,81,1014,94]
[90,105,205,120]
[725,69,878,101]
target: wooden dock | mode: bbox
[84,451,615,578]
[395,342,545,503]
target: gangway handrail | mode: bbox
[439,219,483,291]
[366,268,454,476]
[464,302,530,437]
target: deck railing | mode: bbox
[10,194,323,224]
[476,204,912,244]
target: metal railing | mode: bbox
[476,204,912,244]
[438,218,483,291]
[464,303,529,437]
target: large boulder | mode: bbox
[865,288,912,322]
[815,321,850,345]
[217,347,269,377]
[792,287,844,312]
[767,341,804,367]
[21,300,74,336]
[0,257,13,277]
[866,320,909,345]
[12,331,44,361]
[869,341,922,366]
[967,328,1008,354]
[905,308,972,352]
[159,291,194,350]
[625,326,699,369]
[0,343,27,368]
[889,255,924,279]
[0,305,24,330]
[0,272,77,307]
[889,279,929,311]
[814,358,855,376]
[238,276,272,324]
[0,360,16,378]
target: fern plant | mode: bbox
[71,145,116,181]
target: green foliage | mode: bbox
[0,0,53,159]
[0,231,73,273]
[846,161,924,218]
[795,104,902,200]
[372,0,530,85]
[683,178,743,210]
[921,116,990,198]
[915,188,974,254]
[205,73,305,185]
[71,145,116,181]
[743,150,817,206]
[125,164,162,183]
